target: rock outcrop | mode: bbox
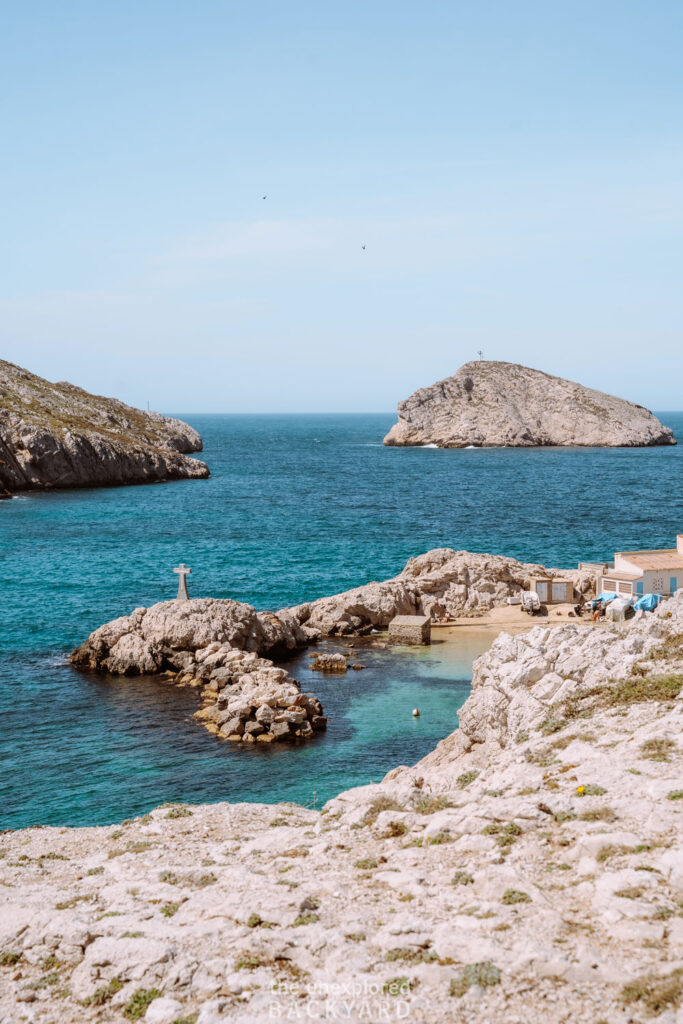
[383,361,676,448]
[5,596,683,1022]
[0,360,209,495]
[285,548,595,635]
[70,599,325,743]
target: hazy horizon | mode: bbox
[2,1,681,412]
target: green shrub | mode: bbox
[123,988,163,1020]
[456,770,479,788]
[450,961,501,997]
[501,889,531,905]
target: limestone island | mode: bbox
[3,566,683,1023]
[383,360,676,448]
[0,360,209,496]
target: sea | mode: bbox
[3,412,683,831]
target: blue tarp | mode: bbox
[634,593,663,612]
[590,592,619,607]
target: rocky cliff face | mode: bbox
[0,360,209,495]
[5,595,683,1022]
[384,361,676,448]
[285,547,595,634]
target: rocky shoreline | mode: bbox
[3,587,683,1022]
[0,360,209,496]
[69,599,326,745]
[68,549,593,747]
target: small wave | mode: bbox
[420,443,439,449]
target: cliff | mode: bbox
[4,590,683,1022]
[0,360,209,495]
[383,361,676,448]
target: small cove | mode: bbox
[2,411,683,829]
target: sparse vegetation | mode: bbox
[580,807,617,822]
[615,886,645,900]
[354,857,378,870]
[294,912,319,926]
[482,822,522,849]
[87,866,104,876]
[596,843,634,863]
[501,889,531,905]
[0,950,22,967]
[161,902,180,917]
[414,794,451,815]
[667,790,683,801]
[427,831,452,845]
[621,968,683,1016]
[383,820,408,837]
[165,805,193,819]
[383,976,411,996]
[538,715,567,735]
[123,988,163,1020]
[362,795,404,825]
[452,871,474,886]
[84,977,123,1006]
[640,737,677,762]
[576,784,606,796]
[456,770,479,788]
[385,947,438,964]
[515,731,529,744]
[450,961,501,997]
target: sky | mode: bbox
[1,0,681,413]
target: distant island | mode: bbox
[0,360,209,496]
[384,361,676,448]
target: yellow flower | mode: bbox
[576,785,585,794]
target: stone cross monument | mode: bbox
[173,563,192,601]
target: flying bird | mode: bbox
[262,195,267,200]
[361,244,366,250]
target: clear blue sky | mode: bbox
[1,1,681,412]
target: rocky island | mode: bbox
[3,586,683,1022]
[0,360,209,496]
[383,361,676,448]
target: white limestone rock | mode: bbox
[383,360,675,448]
[0,358,210,495]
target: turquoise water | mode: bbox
[3,412,683,829]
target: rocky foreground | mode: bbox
[4,592,683,1022]
[383,361,676,448]
[0,360,209,496]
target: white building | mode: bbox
[597,535,683,598]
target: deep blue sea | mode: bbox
[3,412,683,830]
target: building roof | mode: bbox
[601,570,641,581]
[616,549,683,571]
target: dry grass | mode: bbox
[621,968,683,1016]
[640,737,677,762]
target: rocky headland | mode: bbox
[0,360,209,496]
[3,589,683,1022]
[383,361,676,448]
[70,599,325,744]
